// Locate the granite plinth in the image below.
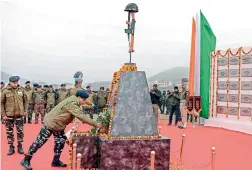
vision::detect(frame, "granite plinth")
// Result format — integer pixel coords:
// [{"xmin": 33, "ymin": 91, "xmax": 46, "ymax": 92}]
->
[
  {"xmin": 70, "ymin": 135, "xmax": 170, "ymax": 170},
  {"xmin": 110, "ymin": 71, "xmax": 158, "ymax": 137},
  {"xmin": 71, "ymin": 135, "xmax": 100, "ymax": 169},
  {"xmin": 99, "ymin": 136, "xmax": 170, "ymax": 170}
]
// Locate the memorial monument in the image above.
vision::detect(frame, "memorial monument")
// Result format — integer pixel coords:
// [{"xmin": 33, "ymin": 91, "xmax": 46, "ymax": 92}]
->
[{"xmin": 69, "ymin": 3, "xmax": 170, "ymax": 170}]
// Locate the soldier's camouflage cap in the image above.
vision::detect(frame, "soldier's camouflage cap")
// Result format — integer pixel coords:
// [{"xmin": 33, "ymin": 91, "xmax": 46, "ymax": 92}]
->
[
  {"xmin": 9, "ymin": 76, "xmax": 20, "ymax": 82},
  {"xmin": 37, "ymin": 85, "xmax": 42, "ymax": 88}
]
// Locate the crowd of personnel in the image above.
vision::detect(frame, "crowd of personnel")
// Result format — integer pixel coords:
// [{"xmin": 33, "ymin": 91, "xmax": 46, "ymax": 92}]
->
[
  {"xmin": 150, "ymin": 83, "xmax": 197, "ymax": 129},
  {"xmin": 1, "ymin": 81, "xmax": 110, "ymax": 125}
]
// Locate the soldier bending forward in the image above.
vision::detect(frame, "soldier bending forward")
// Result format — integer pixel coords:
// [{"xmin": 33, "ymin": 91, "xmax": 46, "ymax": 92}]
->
[
  {"xmin": 20, "ymin": 90, "xmax": 102, "ymax": 170},
  {"xmin": 1, "ymin": 76, "xmax": 28, "ymax": 155}
]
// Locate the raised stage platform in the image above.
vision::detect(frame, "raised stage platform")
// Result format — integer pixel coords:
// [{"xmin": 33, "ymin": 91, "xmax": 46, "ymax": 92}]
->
[{"xmin": 204, "ymin": 115, "xmax": 252, "ymax": 135}]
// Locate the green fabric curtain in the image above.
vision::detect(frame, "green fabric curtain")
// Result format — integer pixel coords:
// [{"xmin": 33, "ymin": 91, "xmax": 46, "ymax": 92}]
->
[{"xmin": 200, "ymin": 11, "xmax": 216, "ymax": 119}]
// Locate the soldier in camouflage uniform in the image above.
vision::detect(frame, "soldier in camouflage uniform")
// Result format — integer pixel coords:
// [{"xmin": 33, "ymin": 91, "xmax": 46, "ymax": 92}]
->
[
  {"xmin": 1, "ymin": 81, "xmax": 5, "ymax": 124},
  {"xmin": 24, "ymin": 81, "xmax": 34, "ymax": 124},
  {"xmin": 33, "ymin": 85, "xmax": 46, "ymax": 124},
  {"xmin": 178, "ymin": 79, "xmax": 189, "ymax": 129},
  {"xmin": 46, "ymin": 85, "xmax": 57, "ymax": 114},
  {"xmin": 1, "ymin": 76, "xmax": 28, "ymax": 155},
  {"xmin": 160, "ymin": 91, "xmax": 167, "ymax": 114},
  {"xmin": 97, "ymin": 87, "xmax": 107, "ymax": 114},
  {"xmin": 83, "ymin": 86, "xmax": 95, "ymax": 119},
  {"xmin": 165, "ymin": 90, "xmax": 171, "ymax": 115},
  {"xmin": 57, "ymin": 84, "xmax": 69, "ymax": 104},
  {"xmin": 167, "ymin": 86, "xmax": 180, "ymax": 126},
  {"xmin": 20, "ymin": 90, "xmax": 102, "ymax": 170}
]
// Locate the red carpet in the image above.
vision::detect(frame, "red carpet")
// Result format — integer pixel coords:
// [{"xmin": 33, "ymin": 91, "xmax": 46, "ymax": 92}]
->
[{"xmin": 1, "ymin": 120, "xmax": 252, "ymax": 170}]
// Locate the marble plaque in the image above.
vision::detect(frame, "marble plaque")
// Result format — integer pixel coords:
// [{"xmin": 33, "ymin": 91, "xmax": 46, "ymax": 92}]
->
[
  {"xmin": 218, "ymin": 81, "xmax": 227, "ymax": 90},
  {"xmin": 230, "ymin": 56, "xmax": 239, "ymax": 65},
  {"xmin": 100, "ymin": 137, "xmax": 170, "ymax": 170},
  {"xmin": 110, "ymin": 71, "xmax": 158, "ymax": 137},
  {"xmin": 229, "ymin": 94, "xmax": 238, "ymax": 103},
  {"xmin": 240, "ymin": 108, "xmax": 252, "ymax": 117},
  {"xmin": 229, "ymin": 81, "xmax": 239, "ymax": 90},
  {"xmin": 228, "ymin": 107, "xmax": 238, "ymax": 115},
  {"xmin": 241, "ymin": 94, "xmax": 252, "ymax": 103},
  {"xmin": 218, "ymin": 93, "xmax": 227, "ymax": 101},
  {"xmin": 229, "ymin": 69, "xmax": 239, "ymax": 77},
  {"xmin": 241, "ymin": 68, "xmax": 252, "ymax": 77},
  {"xmin": 218, "ymin": 69, "xmax": 227, "ymax": 78},
  {"xmin": 217, "ymin": 106, "xmax": 226, "ymax": 114},
  {"xmin": 242, "ymin": 55, "xmax": 252, "ymax": 64},
  {"xmin": 241, "ymin": 81, "xmax": 252, "ymax": 90},
  {"xmin": 218, "ymin": 57, "xmax": 228, "ymax": 66}
]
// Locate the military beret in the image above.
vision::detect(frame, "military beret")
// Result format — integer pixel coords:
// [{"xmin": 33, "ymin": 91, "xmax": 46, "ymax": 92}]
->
[
  {"xmin": 174, "ymin": 86, "xmax": 178, "ymax": 89},
  {"xmin": 37, "ymin": 85, "xmax": 42, "ymax": 88},
  {"xmin": 76, "ymin": 90, "xmax": 89, "ymax": 99},
  {"xmin": 49, "ymin": 85, "xmax": 53, "ymax": 88},
  {"xmin": 25, "ymin": 81, "xmax": 30, "ymax": 84},
  {"xmin": 9, "ymin": 76, "xmax": 20, "ymax": 82},
  {"xmin": 86, "ymin": 85, "xmax": 91, "ymax": 89},
  {"xmin": 43, "ymin": 85, "xmax": 49, "ymax": 88},
  {"xmin": 33, "ymin": 83, "xmax": 39, "ymax": 87},
  {"xmin": 1, "ymin": 81, "xmax": 4, "ymax": 85},
  {"xmin": 153, "ymin": 84, "xmax": 158, "ymax": 87},
  {"xmin": 61, "ymin": 84, "xmax": 66, "ymax": 87}
]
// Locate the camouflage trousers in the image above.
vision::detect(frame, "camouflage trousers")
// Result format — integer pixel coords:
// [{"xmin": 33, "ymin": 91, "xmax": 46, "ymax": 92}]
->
[
  {"xmin": 46, "ymin": 104, "xmax": 54, "ymax": 114},
  {"xmin": 24, "ymin": 104, "xmax": 34, "ymax": 123},
  {"xmin": 34, "ymin": 104, "xmax": 45, "ymax": 123},
  {"xmin": 26, "ymin": 126, "xmax": 66, "ymax": 157},
  {"xmin": 5, "ymin": 116, "xmax": 24, "ymax": 144}
]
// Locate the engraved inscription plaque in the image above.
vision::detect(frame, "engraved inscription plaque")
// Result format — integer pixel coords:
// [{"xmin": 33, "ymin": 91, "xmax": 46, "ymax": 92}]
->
[
  {"xmin": 241, "ymin": 68, "xmax": 252, "ymax": 77},
  {"xmin": 218, "ymin": 69, "xmax": 227, "ymax": 78},
  {"xmin": 218, "ymin": 93, "xmax": 227, "ymax": 101},
  {"xmin": 217, "ymin": 106, "xmax": 226, "ymax": 114},
  {"xmin": 242, "ymin": 55, "xmax": 252, "ymax": 64},
  {"xmin": 240, "ymin": 108, "xmax": 252, "ymax": 117},
  {"xmin": 229, "ymin": 94, "xmax": 238, "ymax": 102},
  {"xmin": 230, "ymin": 56, "xmax": 239, "ymax": 65},
  {"xmin": 229, "ymin": 81, "xmax": 239, "ymax": 90},
  {"xmin": 229, "ymin": 69, "xmax": 239, "ymax": 77},
  {"xmin": 228, "ymin": 107, "xmax": 238, "ymax": 115},
  {"xmin": 241, "ymin": 94, "xmax": 252, "ymax": 103},
  {"xmin": 218, "ymin": 57, "xmax": 228, "ymax": 66},
  {"xmin": 218, "ymin": 81, "xmax": 227, "ymax": 90},
  {"xmin": 241, "ymin": 81, "xmax": 252, "ymax": 90}
]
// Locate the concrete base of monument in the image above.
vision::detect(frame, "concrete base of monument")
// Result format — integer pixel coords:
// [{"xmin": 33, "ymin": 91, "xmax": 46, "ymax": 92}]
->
[
  {"xmin": 204, "ymin": 115, "xmax": 252, "ymax": 135},
  {"xmin": 70, "ymin": 135, "xmax": 170, "ymax": 170}
]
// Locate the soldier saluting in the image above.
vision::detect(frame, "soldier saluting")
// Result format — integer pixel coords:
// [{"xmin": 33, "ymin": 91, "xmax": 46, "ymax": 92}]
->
[
  {"xmin": 1, "ymin": 76, "xmax": 28, "ymax": 155},
  {"xmin": 20, "ymin": 90, "xmax": 102, "ymax": 170}
]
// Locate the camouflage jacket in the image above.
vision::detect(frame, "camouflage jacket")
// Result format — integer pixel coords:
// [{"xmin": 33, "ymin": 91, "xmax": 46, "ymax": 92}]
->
[
  {"xmin": 167, "ymin": 92, "xmax": 180, "ymax": 106},
  {"xmin": 44, "ymin": 95, "xmax": 97, "ymax": 131},
  {"xmin": 180, "ymin": 89, "xmax": 189, "ymax": 104},
  {"xmin": 57, "ymin": 89, "xmax": 69, "ymax": 104},
  {"xmin": 25, "ymin": 87, "xmax": 34, "ymax": 104},
  {"xmin": 97, "ymin": 91, "xmax": 107, "ymax": 107},
  {"xmin": 46, "ymin": 91, "xmax": 56, "ymax": 106},
  {"xmin": 32, "ymin": 91, "xmax": 46, "ymax": 105},
  {"xmin": 1, "ymin": 84, "xmax": 28, "ymax": 117},
  {"xmin": 69, "ymin": 87, "xmax": 84, "ymax": 96}
]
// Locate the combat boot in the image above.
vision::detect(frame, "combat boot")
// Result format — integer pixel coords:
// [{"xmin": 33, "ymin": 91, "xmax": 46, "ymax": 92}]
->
[
  {"xmin": 51, "ymin": 155, "xmax": 67, "ymax": 167},
  {"xmin": 18, "ymin": 142, "xmax": 24, "ymax": 154},
  {"xmin": 7, "ymin": 144, "xmax": 15, "ymax": 155},
  {"xmin": 20, "ymin": 154, "xmax": 33, "ymax": 170}
]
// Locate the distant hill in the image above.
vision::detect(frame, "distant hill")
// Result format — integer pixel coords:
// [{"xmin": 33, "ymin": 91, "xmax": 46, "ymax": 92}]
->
[
  {"xmin": 88, "ymin": 81, "xmax": 110, "ymax": 91},
  {"xmin": 148, "ymin": 67, "xmax": 189, "ymax": 83}
]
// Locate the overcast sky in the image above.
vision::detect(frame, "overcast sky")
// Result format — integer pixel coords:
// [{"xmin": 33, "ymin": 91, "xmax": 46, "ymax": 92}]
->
[{"xmin": 0, "ymin": 0, "xmax": 251, "ymax": 84}]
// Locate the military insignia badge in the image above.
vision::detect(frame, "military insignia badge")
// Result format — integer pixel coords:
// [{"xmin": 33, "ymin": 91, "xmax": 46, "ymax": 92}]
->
[{"xmin": 17, "ymin": 91, "xmax": 23, "ymax": 96}]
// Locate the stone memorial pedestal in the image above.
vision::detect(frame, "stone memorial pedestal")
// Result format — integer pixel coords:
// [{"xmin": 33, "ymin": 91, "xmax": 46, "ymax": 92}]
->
[{"xmin": 70, "ymin": 134, "xmax": 170, "ymax": 170}]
